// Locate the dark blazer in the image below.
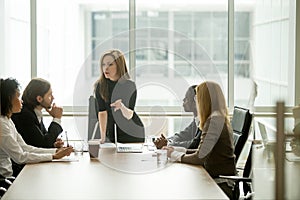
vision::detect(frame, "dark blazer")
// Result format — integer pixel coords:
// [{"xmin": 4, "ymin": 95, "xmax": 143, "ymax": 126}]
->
[
  {"xmin": 11, "ymin": 104, "xmax": 63, "ymax": 148},
  {"xmin": 187, "ymin": 128, "xmax": 202, "ymax": 149}
]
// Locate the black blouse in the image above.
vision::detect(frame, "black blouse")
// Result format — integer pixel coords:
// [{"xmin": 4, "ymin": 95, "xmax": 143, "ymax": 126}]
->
[{"xmin": 95, "ymin": 79, "xmax": 145, "ymax": 143}]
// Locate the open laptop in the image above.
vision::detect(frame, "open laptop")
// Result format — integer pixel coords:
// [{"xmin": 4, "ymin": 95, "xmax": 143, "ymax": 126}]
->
[
  {"xmin": 114, "ymin": 124, "xmax": 143, "ymax": 153},
  {"xmin": 257, "ymin": 121, "xmax": 275, "ymax": 146},
  {"xmin": 257, "ymin": 121, "xmax": 292, "ymax": 152},
  {"xmin": 258, "ymin": 121, "xmax": 300, "ymax": 162}
]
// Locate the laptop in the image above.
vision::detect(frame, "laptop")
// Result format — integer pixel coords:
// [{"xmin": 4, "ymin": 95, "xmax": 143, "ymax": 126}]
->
[
  {"xmin": 114, "ymin": 124, "xmax": 143, "ymax": 153},
  {"xmin": 257, "ymin": 121, "xmax": 275, "ymax": 146},
  {"xmin": 257, "ymin": 121, "xmax": 292, "ymax": 152}
]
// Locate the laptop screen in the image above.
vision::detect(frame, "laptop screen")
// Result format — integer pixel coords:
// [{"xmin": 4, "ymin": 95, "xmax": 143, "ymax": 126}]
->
[
  {"xmin": 114, "ymin": 123, "xmax": 118, "ymax": 147},
  {"xmin": 113, "ymin": 123, "xmax": 143, "ymax": 153},
  {"xmin": 257, "ymin": 121, "xmax": 268, "ymax": 144}
]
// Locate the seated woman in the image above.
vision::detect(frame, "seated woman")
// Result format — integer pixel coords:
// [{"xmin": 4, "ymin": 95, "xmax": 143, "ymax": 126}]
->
[
  {"xmin": 0, "ymin": 78, "xmax": 73, "ymax": 178},
  {"xmin": 163, "ymin": 81, "xmax": 236, "ymax": 199}
]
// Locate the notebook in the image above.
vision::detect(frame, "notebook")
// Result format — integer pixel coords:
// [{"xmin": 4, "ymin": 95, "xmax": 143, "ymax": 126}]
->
[{"xmin": 114, "ymin": 124, "xmax": 143, "ymax": 153}]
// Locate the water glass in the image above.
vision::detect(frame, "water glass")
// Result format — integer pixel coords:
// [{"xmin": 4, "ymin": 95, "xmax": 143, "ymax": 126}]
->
[
  {"xmin": 73, "ymin": 141, "xmax": 84, "ymax": 156},
  {"xmin": 156, "ymin": 149, "xmax": 168, "ymax": 166}
]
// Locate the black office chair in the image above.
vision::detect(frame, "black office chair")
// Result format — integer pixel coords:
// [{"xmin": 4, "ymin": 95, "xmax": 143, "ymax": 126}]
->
[
  {"xmin": 88, "ymin": 95, "xmax": 100, "ymax": 140},
  {"xmin": 0, "ymin": 175, "xmax": 15, "ymax": 198},
  {"xmin": 231, "ymin": 106, "xmax": 253, "ymax": 162},
  {"xmin": 0, "ymin": 187, "xmax": 7, "ymax": 199},
  {"xmin": 220, "ymin": 141, "xmax": 254, "ymax": 200}
]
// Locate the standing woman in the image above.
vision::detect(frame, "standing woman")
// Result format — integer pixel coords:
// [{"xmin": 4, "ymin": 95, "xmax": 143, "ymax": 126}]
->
[
  {"xmin": 164, "ymin": 81, "xmax": 236, "ymax": 199},
  {"xmin": 94, "ymin": 49, "xmax": 145, "ymax": 144},
  {"xmin": 0, "ymin": 78, "xmax": 73, "ymax": 178}
]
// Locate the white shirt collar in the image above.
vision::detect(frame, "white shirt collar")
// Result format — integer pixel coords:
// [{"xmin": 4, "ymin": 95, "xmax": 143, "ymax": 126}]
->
[{"xmin": 34, "ymin": 108, "xmax": 43, "ymax": 123}]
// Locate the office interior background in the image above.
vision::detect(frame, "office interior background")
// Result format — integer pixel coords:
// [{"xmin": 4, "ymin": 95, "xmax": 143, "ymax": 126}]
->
[{"xmin": 0, "ymin": 0, "xmax": 299, "ymax": 141}]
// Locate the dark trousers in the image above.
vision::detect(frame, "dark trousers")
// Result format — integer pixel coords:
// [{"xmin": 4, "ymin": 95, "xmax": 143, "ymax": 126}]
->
[
  {"xmin": 218, "ymin": 182, "xmax": 240, "ymax": 200},
  {"xmin": 11, "ymin": 159, "xmax": 25, "ymax": 177}
]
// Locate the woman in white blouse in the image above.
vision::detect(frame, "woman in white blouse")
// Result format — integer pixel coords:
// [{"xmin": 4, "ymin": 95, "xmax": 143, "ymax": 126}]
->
[{"xmin": 0, "ymin": 78, "xmax": 73, "ymax": 177}]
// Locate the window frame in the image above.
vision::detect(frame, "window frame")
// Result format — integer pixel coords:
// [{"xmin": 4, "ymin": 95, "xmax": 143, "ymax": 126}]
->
[{"xmin": 27, "ymin": 0, "xmax": 299, "ymax": 115}]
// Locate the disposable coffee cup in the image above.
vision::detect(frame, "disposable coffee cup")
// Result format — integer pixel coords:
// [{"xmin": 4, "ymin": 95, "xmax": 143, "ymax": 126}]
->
[{"xmin": 88, "ymin": 140, "xmax": 100, "ymax": 159}]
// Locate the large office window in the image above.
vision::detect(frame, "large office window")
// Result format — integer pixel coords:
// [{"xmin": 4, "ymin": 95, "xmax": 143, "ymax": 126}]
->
[
  {"xmin": 91, "ymin": 11, "xmax": 129, "ymax": 77},
  {"xmin": 134, "ymin": 1, "xmax": 229, "ymax": 132},
  {"xmin": 1, "ymin": 0, "xmax": 297, "ymax": 138},
  {"xmin": 1, "ymin": 0, "xmax": 296, "ymax": 109},
  {"xmin": 87, "ymin": 1, "xmax": 230, "ymax": 107},
  {"xmin": 36, "ymin": 0, "xmax": 86, "ymax": 106},
  {"xmin": 135, "ymin": 1, "xmax": 229, "ymax": 107},
  {"xmin": 0, "ymin": 0, "xmax": 31, "ymax": 87}
]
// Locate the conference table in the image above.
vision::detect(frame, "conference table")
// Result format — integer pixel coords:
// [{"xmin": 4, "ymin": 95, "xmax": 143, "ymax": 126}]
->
[
  {"xmin": 253, "ymin": 144, "xmax": 300, "ymax": 199},
  {"xmin": 2, "ymin": 147, "xmax": 228, "ymax": 200}
]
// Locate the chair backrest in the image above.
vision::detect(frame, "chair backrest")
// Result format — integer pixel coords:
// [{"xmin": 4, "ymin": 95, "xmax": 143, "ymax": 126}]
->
[
  {"xmin": 231, "ymin": 106, "xmax": 253, "ymax": 161},
  {"xmin": 88, "ymin": 95, "xmax": 100, "ymax": 140}
]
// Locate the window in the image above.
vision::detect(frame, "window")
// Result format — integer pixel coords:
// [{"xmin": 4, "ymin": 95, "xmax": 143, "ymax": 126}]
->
[
  {"xmin": 0, "ymin": 0, "xmax": 31, "ymax": 87},
  {"xmin": 135, "ymin": 1, "xmax": 228, "ymax": 107},
  {"xmin": 1, "ymin": 0, "xmax": 297, "ymax": 139},
  {"xmin": 36, "ymin": 0, "xmax": 88, "ymax": 106},
  {"xmin": 91, "ymin": 11, "xmax": 129, "ymax": 77}
]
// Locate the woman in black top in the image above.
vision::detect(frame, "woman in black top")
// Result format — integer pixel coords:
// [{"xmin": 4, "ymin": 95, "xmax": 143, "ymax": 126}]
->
[{"xmin": 94, "ymin": 49, "xmax": 145, "ymax": 143}]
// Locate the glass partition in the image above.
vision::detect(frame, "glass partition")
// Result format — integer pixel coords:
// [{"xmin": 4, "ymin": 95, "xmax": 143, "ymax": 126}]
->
[{"xmin": 235, "ymin": 0, "xmax": 295, "ymax": 109}]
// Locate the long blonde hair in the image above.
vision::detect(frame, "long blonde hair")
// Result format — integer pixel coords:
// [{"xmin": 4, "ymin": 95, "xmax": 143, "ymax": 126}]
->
[
  {"xmin": 95, "ymin": 49, "xmax": 130, "ymax": 102},
  {"xmin": 195, "ymin": 81, "xmax": 229, "ymax": 129}
]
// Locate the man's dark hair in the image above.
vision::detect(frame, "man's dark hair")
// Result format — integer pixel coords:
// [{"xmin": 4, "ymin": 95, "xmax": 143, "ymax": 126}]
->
[
  {"xmin": 0, "ymin": 78, "xmax": 20, "ymax": 117},
  {"xmin": 22, "ymin": 78, "xmax": 51, "ymax": 110},
  {"xmin": 191, "ymin": 85, "xmax": 197, "ymax": 95}
]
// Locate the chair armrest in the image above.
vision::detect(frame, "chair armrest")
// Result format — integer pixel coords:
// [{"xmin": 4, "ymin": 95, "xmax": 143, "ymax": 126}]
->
[
  {"xmin": 0, "ymin": 186, "xmax": 7, "ymax": 197},
  {"xmin": 219, "ymin": 175, "xmax": 252, "ymax": 183},
  {"xmin": 5, "ymin": 176, "xmax": 15, "ymax": 183},
  {"xmin": 4, "ymin": 179, "xmax": 13, "ymax": 185},
  {"xmin": 0, "ymin": 176, "xmax": 15, "ymax": 190}
]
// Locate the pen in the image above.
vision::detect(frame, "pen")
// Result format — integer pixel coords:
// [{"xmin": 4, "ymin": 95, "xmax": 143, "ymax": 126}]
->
[{"xmin": 65, "ymin": 131, "xmax": 69, "ymax": 147}]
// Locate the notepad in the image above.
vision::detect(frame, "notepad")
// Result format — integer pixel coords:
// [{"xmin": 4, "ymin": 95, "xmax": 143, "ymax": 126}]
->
[
  {"xmin": 286, "ymin": 152, "xmax": 300, "ymax": 162},
  {"xmin": 100, "ymin": 142, "xmax": 116, "ymax": 148},
  {"xmin": 52, "ymin": 157, "xmax": 79, "ymax": 162}
]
